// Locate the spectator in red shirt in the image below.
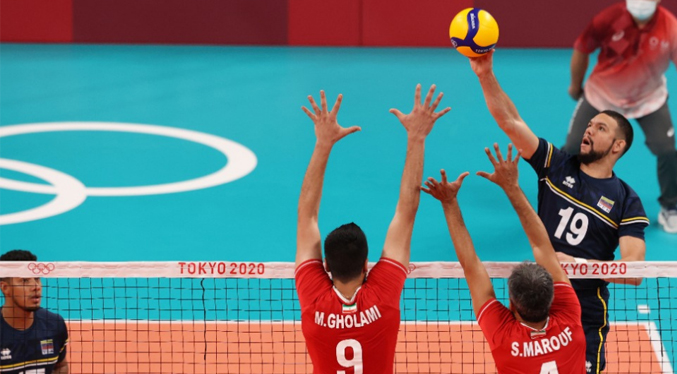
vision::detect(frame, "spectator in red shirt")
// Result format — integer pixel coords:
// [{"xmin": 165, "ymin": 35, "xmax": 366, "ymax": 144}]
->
[
  {"xmin": 564, "ymin": 0, "xmax": 677, "ymax": 233},
  {"xmin": 295, "ymin": 85, "xmax": 450, "ymax": 373}
]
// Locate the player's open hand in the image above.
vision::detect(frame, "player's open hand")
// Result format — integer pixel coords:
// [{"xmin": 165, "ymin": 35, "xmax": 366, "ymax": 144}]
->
[
  {"xmin": 302, "ymin": 91, "xmax": 361, "ymax": 146},
  {"xmin": 469, "ymin": 50, "xmax": 494, "ymax": 78},
  {"xmin": 390, "ymin": 84, "xmax": 451, "ymax": 141},
  {"xmin": 421, "ymin": 170, "xmax": 470, "ymax": 204},
  {"xmin": 476, "ymin": 143, "xmax": 521, "ymax": 189}
]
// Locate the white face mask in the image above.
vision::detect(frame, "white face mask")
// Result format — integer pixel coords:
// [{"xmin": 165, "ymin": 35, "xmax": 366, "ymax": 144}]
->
[{"xmin": 626, "ymin": 0, "xmax": 658, "ymax": 21}]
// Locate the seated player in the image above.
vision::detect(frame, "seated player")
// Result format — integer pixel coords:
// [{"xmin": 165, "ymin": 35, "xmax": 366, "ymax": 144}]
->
[
  {"xmin": 0, "ymin": 249, "xmax": 69, "ymax": 374},
  {"xmin": 422, "ymin": 144, "xmax": 586, "ymax": 373},
  {"xmin": 295, "ymin": 85, "xmax": 450, "ymax": 373}
]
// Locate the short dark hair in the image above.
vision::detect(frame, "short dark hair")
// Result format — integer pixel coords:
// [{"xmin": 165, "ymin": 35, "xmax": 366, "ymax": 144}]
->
[
  {"xmin": 324, "ymin": 223, "xmax": 368, "ymax": 283},
  {"xmin": 0, "ymin": 250, "xmax": 37, "ymax": 282},
  {"xmin": 508, "ymin": 262, "xmax": 554, "ymax": 323},
  {"xmin": 601, "ymin": 110, "xmax": 633, "ymax": 156},
  {"xmin": 0, "ymin": 249, "xmax": 37, "ymax": 262}
]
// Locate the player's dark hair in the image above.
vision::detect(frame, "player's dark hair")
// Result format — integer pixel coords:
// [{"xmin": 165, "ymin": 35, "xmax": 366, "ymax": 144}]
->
[
  {"xmin": 324, "ymin": 222, "xmax": 368, "ymax": 283},
  {"xmin": 0, "ymin": 250, "xmax": 37, "ymax": 282},
  {"xmin": 508, "ymin": 262, "xmax": 554, "ymax": 323},
  {"xmin": 0, "ymin": 249, "xmax": 37, "ymax": 262},
  {"xmin": 601, "ymin": 110, "xmax": 633, "ymax": 156}
]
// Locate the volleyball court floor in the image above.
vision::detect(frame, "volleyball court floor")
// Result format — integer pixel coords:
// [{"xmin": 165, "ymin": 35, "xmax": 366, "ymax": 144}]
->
[{"xmin": 1, "ymin": 44, "xmax": 676, "ymax": 372}]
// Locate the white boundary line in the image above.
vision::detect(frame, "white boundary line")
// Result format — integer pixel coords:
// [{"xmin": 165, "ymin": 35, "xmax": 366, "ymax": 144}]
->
[{"xmin": 645, "ymin": 321, "xmax": 675, "ymax": 374}]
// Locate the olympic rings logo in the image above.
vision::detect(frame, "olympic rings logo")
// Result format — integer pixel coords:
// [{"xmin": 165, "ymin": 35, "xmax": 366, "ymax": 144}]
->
[
  {"xmin": 0, "ymin": 122, "xmax": 257, "ymax": 225},
  {"xmin": 28, "ymin": 262, "xmax": 55, "ymax": 275}
]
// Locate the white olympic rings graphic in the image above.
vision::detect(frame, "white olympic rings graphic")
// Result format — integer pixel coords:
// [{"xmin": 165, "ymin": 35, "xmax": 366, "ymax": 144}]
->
[
  {"xmin": 28, "ymin": 262, "xmax": 55, "ymax": 275},
  {"xmin": 0, "ymin": 122, "xmax": 258, "ymax": 225}
]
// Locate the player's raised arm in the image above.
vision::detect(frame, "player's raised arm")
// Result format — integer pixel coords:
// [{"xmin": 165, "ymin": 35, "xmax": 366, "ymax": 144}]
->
[
  {"xmin": 422, "ymin": 170, "xmax": 495, "ymax": 315},
  {"xmin": 382, "ymin": 84, "xmax": 451, "ymax": 268},
  {"xmin": 296, "ymin": 91, "xmax": 361, "ymax": 266},
  {"xmin": 469, "ymin": 51, "xmax": 539, "ymax": 159},
  {"xmin": 477, "ymin": 144, "xmax": 569, "ymax": 284}
]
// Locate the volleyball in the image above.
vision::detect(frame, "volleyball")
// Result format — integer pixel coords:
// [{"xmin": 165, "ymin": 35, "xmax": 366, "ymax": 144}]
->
[{"xmin": 449, "ymin": 8, "xmax": 499, "ymax": 58}]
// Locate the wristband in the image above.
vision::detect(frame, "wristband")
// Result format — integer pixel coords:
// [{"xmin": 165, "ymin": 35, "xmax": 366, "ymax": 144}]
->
[{"xmin": 574, "ymin": 257, "xmax": 588, "ymax": 264}]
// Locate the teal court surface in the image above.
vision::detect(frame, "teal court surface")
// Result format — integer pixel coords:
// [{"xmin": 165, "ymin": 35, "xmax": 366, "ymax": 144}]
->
[{"xmin": 1, "ymin": 44, "xmax": 677, "ymax": 373}]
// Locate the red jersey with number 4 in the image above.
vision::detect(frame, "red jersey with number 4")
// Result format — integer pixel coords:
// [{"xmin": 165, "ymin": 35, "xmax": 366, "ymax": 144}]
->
[
  {"xmin": 477, "ymin": 282, "xmax": 586, "ymax": 374},
  {"xmin": 295, "ymin": 258, "xmax": 408, "ymax": 374}
]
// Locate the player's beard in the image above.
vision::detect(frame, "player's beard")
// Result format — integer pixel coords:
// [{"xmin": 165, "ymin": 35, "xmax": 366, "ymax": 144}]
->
[
  {"xmin": 13, "ymin": 295, "xmax": 40, "ymax": 312},
  {"xmin": 577, "ymin": 140, "xmax": 614, "ymax": 165}
]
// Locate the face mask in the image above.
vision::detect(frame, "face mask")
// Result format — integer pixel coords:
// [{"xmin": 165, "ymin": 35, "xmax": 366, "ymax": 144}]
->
[{"xmin": 626, "ymin": 0, "xmax": 658, "ymax": 21}]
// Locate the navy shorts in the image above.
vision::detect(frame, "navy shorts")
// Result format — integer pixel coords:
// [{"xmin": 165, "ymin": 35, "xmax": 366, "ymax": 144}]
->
[{"xmin": 575, "ymin": 286, "xmax": 610, "ymax": 373}]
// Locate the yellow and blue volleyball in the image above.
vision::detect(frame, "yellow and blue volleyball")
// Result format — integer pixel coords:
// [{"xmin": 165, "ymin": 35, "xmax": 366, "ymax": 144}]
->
[{"xmin": 449, "ymin": 8, "xmax": 499, "ymax": 58}]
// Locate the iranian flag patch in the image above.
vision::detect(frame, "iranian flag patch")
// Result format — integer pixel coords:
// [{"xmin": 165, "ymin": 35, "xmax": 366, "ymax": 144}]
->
[{"xmin": 342, "ymin": 304, "xmax": 357, "ymax": 314}]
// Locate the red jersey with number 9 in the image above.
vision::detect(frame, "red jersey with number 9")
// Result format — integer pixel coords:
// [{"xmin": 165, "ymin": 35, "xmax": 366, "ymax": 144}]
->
[
  {"xmin": 295, "ymin": 258, "xmax": 408, "ymax": 374},
  {"xmin": 477, "ymin": 282, "xmax": 587, "ymax": 373}
]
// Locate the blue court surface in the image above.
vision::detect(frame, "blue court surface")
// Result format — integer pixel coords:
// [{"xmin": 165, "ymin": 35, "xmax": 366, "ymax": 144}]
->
[
  {"xmin": 2, "ymin": 44, "xmax": 677, "ymax": 372},
  {"xmin": 1, "ymin": 44, "xmax": 675, "ymax": 262}
]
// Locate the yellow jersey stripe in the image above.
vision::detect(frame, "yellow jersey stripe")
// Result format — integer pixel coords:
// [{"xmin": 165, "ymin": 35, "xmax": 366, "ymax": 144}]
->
[
  {"xmin": 596, "ymin": 287, "xmax": 608, "ymax": 374},
  {"xmin": 0, "ymin": 356, "xmax": 58, "ymax": 370},
  {"xmin": 621, "ymin": 216, "xmax": 650, "ymax": 224},
  {"xmin": 545, "ymin": 142, "xmax": 554, "ymax": 168},
  {"xmin": 545, "ymin": 178, "xmax": 619, "ymax": 228}
]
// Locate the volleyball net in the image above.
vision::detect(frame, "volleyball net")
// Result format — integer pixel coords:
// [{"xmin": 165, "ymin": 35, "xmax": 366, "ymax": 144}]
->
[{"xmin": 0, "ymin": 261, "xmax": 675, "ymax": 373}]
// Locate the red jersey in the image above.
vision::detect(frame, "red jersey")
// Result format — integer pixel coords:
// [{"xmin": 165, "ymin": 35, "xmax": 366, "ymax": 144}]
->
[
  {"xmin": 295, "ymin": 258, "xmax": 408, "ymax": 374},
  {"xmin": 575, "ymin": 3, "xmax": 677, "ymax": 118},
  {"xmin": 477, "ymin": 282, "xmax": 586, "ymax": 374}
]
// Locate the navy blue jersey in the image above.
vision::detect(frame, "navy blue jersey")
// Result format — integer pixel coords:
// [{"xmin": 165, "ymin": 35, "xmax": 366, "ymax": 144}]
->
[
  {"xmin": 526, "ymin": 139, "xmax": 649, "ymax": 288},
  {"xmin": 0, "ymin": 308, "xmax": 68, "ymax": 374}
]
